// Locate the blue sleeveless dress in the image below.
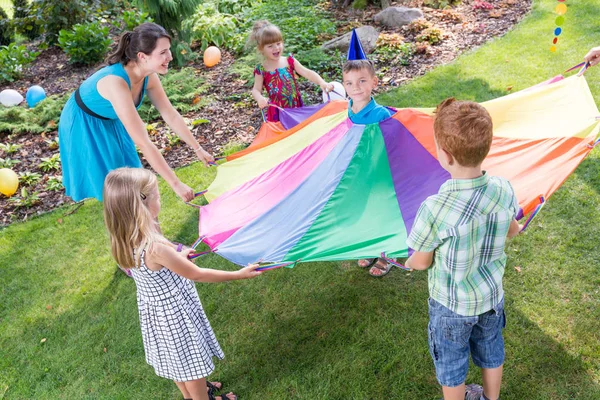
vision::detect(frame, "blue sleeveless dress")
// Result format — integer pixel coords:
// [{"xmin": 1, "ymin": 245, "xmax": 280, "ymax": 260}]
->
[{"xmin": 58, "ymin": 63, "xmax": 148, "ymax": 201}]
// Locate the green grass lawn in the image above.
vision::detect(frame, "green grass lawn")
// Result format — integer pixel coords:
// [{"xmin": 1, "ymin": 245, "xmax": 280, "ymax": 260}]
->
[{"xmin": 2, "ymin": 0, "xmax": 600, "ymax": 399}]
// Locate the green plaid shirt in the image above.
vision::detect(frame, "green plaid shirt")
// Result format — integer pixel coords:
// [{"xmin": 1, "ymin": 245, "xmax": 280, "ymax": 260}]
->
[{"xmin": 406, "ymin": 172, "xmax": 519, "ymax": 316}]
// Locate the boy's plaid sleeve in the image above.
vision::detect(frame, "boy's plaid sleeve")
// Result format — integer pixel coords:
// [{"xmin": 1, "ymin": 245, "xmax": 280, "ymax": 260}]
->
[
  {"xmin": 406, "ymin": 202, "xmax": 442, "ymax": 252},
  {"xmin": 506, "ymin": 180, "xmax": 520, "ymax": 219}
]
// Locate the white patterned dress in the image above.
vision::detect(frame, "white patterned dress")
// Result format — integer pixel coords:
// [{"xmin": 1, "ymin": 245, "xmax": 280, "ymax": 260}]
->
[{"xmin": 130, "ymin": 251, "xmax": 224, "ymax": 381}]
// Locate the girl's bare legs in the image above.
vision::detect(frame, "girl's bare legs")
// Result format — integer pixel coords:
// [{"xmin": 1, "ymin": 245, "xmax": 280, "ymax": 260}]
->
[
  {"xmin": 179, "ymin": 378, "xmax": 209, "ymax": 400},
  {"xmin": 176, "ymin": 378, "xmax": 236, "ymax": 400},
  {"xmin": 175, "ymin": 380, "xmax": 193, "ymax": 399}
]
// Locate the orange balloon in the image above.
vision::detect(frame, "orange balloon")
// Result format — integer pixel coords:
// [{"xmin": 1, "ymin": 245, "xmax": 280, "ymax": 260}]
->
[
  {"xmin": 0, "ymin": 168, "xmax": 19, "ymax": 197},
  {"xmin": 203, "ymin": 46, "xmax": 221, "ymax": 68}
]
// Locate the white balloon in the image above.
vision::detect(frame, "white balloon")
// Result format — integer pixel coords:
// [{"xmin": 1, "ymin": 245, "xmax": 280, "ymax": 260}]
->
[
  {"xmin": 0, "ymin": 89, "xmax": 24, "ymax": 107},
  {"xmin": 322, "ymin": 81, "xmax": 346, "ymax": 103}
]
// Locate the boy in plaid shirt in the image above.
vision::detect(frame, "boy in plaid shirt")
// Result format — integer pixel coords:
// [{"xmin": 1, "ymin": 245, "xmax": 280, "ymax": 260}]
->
[{"xmin": 405, "ymin": 98, "xmax": 521, "ymax": 400}]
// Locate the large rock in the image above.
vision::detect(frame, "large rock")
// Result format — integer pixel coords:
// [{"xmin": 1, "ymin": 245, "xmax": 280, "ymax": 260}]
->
[
  {"xmin": 374, "ymin": 7, "xmax": 423, "ymax": 28},
  {"xmin": 321, "ymin": 26, "xmax": 379, "ymax": 54}
]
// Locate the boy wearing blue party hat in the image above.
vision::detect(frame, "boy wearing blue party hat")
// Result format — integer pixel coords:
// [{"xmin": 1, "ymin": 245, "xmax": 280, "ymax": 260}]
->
[
  {"xmin": 346, "ymin": 29, "xmax": 396, "ymax": 276},
  {"xmin": 344, "ymin": 29, "xmax": 393, "ymax": 125}
]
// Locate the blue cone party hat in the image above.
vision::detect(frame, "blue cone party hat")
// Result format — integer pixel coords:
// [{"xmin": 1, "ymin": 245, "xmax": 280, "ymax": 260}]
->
[{"xmin": 347, "ymin": 29, "xmax": 367, "ymax": 61}]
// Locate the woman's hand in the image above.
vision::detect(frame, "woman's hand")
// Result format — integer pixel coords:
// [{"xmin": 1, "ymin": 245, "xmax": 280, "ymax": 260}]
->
[
  {"xmin": 584, "ymin": 46, "xmax": 600, "ymax": 67},
  {"xmin": 194, "ymin": 146, "xmax": 214, "ymax": 167},
  {"xmin": 172, "ymin": 180, "xmax": 194, "ymax": 202}
]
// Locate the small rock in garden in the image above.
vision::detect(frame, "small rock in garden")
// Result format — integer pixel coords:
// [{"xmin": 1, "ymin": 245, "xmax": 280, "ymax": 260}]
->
[
  {"xmin": 374, "ymin": 7, "xmax": 424, "ymax": 28},
  {"xmin": 321, "ymin": 26, "xmax": 380, "ymax": 54}
]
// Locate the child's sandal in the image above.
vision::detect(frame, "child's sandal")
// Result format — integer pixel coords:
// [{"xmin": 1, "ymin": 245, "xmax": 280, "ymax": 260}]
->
[{"xmin": 357, "ymin": 258, "xmax": 377, "ymax": 268}]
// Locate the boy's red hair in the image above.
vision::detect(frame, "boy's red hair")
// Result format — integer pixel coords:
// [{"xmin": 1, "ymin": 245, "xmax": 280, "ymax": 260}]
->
[{"xmin": 434, "ymin": 98, "xmax": 493, "ymax": 167}]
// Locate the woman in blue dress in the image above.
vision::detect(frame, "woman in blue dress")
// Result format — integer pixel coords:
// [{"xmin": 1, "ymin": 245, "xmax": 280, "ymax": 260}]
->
[{"xmin": 59, "ymin": 23, "xmax": 213, "ymax": 202}]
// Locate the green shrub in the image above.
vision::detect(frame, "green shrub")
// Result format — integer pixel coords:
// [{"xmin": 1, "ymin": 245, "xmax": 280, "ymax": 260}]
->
[
  {"xmin": 352, "ymin": 0, "xmax": 367, "ymax": 10},
  {"xmin": 423, "ymin": 0, "xmax": 461, "ymax": 9},
  {"xmin": 295, "ymin": 47, "xmax": 342, "ymax": 80},
  {"xmin": 11, "ymin": 0, "xmax": 28, "ymax": 19},
  {"xmin": 374, "ymin": 33, "xmax": 416, "ymax": 66},
  {"xmin": 185, "ymin": 3, "xmax": 240, "ymax": 50},
  {"xmin": 0, "ymin": 43, "xmax": 39, "ymax": 82},
  {"xmin": 113, "ymin": 9, "xmax": 153, "ymax": 31},
  {"xmin": 0, "ymin": 6, "xmax": 13, "ymax": 46},
  {"xmin": 138, "ymin": 68, "xmax": 208, "ymax": 121},
  {"xmin": 228, "ymin": 52, "xmax": 259, "ymax": 84},
  {"xmin": 58, "ymin": 22, "xmax": 111, "ymax": 65},
  {"xmin": 138, "ymin": 0, "xmax": 202, "ymax": 66},
  {"xmin": 0, "ymin": 94, "xmax": 67, "ymax": 135},
  {"xmin": 30, "ymin": 0, "xmax": 89, "ymax": 44},
  {"xmin": 10, "ymin": 0, "xmax": 41, "ymax": 41},
  {"xmin": 238, "ymin": 0, "xmax": 336, "ymax": 55},
  {"xmin": 216, "ymin": 0, "xmax": 259, "ymax": 15}
]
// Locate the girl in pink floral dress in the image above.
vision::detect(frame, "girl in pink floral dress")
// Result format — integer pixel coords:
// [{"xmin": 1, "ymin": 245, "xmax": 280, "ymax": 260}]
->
[{"xmin": 250, "ymin": 20, "xmax": 333, "ymax": 122}]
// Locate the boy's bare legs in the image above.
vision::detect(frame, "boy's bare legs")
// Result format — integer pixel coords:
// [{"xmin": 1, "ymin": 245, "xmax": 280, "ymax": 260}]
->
[
  {"xmin": 442, "ymin": 383, "xmax": 465, "ymax": 400},
  {"xmin": 482, "ymin": 365, "xmax": 503, "ymax": 399}
]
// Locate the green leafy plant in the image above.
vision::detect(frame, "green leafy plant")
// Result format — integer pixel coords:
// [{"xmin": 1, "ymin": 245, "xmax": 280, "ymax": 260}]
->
[
  {"xmin": 423, "ymin": 0, "xmax": 461, "ymax": 9},
  {"xmin": 375, "ymin": 34, "xmax": 416, "ymax": 66},
  {"xmin": 296, "ymin": 47, "xmax": 342, "ymax": 81},
  {"xmin": 0, "ymin": 157, "xmax": 20, "ymax": 168},
  {"xmin": 38, "ymin": 154, "xmax": 61, "ymax": 172},
  {"xmin": 12, "ymin": 0, "xmax": 29, "ymax": 19},
  {"xmin": 416, "ymin": 27, "xmax": 444, "ymax": 45},
  {"xmin": 10, "ymin": 0, "xmax": 42, "ymax": 40},
  {"xmin": 165, "ymin": 130, "xmax": 181, "ymax": 146},
  {"xmin": 0, "ymin": 142, "xmax": 22, "ymax": 154},
  {"xmin": 238, "ymin": 0, "xmax": 336, "ymax": 55},
  {"xmin": 216, "ymin": 0, "xmax": 259, "ymax": 15},
  {"xmin": 44, "ymin": 137, "xmax": 59, "ymax": 150},
  {"xmin": 46, "ymin": 175, "xmax": 64, "ymax": 191},
  {"xmin": 29, "ymin": 0, "xmax": 89, "ymax": 44},
  {"xmin": 185, "ymin": 3, "xmax": 239, "ymax": 50},
  {"xmin": 407, "ymin": 18, "xmax": 432, "ymax": 34},
  {"xmin": 18, "ymin": 171, "xmax": 42, "ymax": 186},
  {"xmin": 58, "ymin": 22, "xmax": 112, "ymax": 65},
  {"xmin": 0, "ymin": 43, "xmax": 40, "ymax": 82},
  {"xmin": 352, "ymin": 0, "xmax": 367, "ymax": 10},
  {"xmin": 113, "ymin": 9, "xmax": 153, "ymax": 31},
  {"xmin": 9, "ymin": 187, "xmax": 40, "ymax": 208},
  {"xmin": 0, "ymin": 6, "xmax": 13, "ymax": 46}
]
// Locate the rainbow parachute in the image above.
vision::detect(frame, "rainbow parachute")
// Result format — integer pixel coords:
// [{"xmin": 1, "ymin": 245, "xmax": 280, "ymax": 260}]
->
[{"xmin": 195, "ymin": 75, "xmax": 599, "ymax": 266}]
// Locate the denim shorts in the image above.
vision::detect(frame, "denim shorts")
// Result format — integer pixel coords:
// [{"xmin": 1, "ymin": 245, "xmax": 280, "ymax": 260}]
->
[{"xmin": 427, "ymin": 297, "xmax": 506, "ymax": 387}]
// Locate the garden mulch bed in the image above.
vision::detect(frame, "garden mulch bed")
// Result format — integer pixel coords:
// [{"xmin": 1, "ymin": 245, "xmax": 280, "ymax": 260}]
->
[{"xmin": 0, "ymin": 0, "xmax": 531, "ymax": 226}]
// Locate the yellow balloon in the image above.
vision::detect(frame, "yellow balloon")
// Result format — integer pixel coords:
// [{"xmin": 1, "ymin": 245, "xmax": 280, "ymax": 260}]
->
[
  {"xmin": 0, "ymin": 168, "xmax": 19, "ymax": 196},
  {"xmin": 555, "ymin": 3, "xmax": 567, "ymax": 16},
  {"xmin": 203, "ymin": 46, "xmax": 221, "ymax": 68}
]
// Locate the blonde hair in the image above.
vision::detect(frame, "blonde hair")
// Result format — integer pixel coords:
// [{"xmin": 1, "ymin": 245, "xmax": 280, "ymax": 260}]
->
[
  {"xmin": 103, "ymin": 168, "xmax": 168, "ymax": 269},
  {"xmin": 249, "ymin": 20, "xmax": 283, "ymax": 50},
  {"xmin": 433, "ymin": 98, "xmax": 493, "ymax": 167}
]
